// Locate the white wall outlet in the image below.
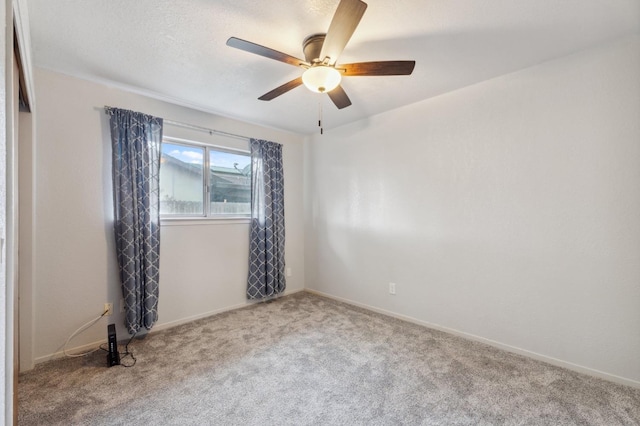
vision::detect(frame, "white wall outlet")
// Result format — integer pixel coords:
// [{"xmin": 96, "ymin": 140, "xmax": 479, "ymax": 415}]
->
[
  {"xmin": 389, "ymin": 282, "xmax": 396, "ymax": 295},
  {"xmin": 286, "ymin": 267, "xmax": 292, "ymax": 277},
  {"xmin": 104, "ymin": 303, "xmax": 113, "ymax": 316}
]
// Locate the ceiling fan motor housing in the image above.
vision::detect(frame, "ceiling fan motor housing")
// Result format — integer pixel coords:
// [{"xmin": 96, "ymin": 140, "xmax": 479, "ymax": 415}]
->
[{"xmin": 303, "ymin": 34, "xmax": 327, "ymax": 64}]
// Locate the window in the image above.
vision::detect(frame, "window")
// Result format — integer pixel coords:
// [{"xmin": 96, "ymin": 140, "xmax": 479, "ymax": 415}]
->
[{"xmin": 160, "ymin": 138, "xmax": 251, "ymax": 218}]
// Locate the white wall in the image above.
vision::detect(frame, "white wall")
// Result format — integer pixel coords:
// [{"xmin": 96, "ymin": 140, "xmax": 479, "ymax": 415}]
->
[
  {"xmin": 30, "ymin": 68, "xmax": 305, "ymax": 363},
  {"xmin": 305, "ymin": 36, "xmax": 640, "ymax": 386}
]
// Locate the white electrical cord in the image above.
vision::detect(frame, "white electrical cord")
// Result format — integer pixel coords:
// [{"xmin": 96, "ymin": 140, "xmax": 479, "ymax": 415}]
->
[{"xmin": 63, "ymin": 309, "xmax": 109, "ymax": 358}]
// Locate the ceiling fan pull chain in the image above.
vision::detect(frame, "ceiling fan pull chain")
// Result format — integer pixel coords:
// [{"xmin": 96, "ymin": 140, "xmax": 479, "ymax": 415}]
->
[{"xmin": 318, "ymin": 100, "xmax": 324, "ymax": 135}]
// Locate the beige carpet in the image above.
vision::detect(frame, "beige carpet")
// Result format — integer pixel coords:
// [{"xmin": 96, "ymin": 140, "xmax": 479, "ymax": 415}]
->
[{"xmin": 19, "ymin": 292, "xmax": 640, "ymax": 425}]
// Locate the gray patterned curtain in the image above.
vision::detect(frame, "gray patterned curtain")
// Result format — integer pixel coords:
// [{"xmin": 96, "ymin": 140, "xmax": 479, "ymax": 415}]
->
[
  {"xmin": 247, "ymin": 139, "xmax": 286, "ymax": 299},
  {"xmin": 108, "ymin": 107, "xmax": 163, "ymax": 334}
]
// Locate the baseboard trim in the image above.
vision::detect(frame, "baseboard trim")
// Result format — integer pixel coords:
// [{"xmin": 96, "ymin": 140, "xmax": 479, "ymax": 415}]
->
[
  {"xmin": 304, "ymin": 289, "xmax": 640, "ymax": 390},
  {"xmin": 150, "ymin": 287, "xmax": 306, "ymax": 333},
  {"xmin": 34, "ymin": 288, "xmax": 305, "ymax": 366}
]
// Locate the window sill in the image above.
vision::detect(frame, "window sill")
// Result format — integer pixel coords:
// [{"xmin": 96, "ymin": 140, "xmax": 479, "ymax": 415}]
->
[{"xmin": 160, "ymin": 217, "xmax": 251, "ymax": 226}]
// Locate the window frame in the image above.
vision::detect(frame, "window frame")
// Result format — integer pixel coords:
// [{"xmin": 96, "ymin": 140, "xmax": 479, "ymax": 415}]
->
[{"xmin": 160, "ymin": 136, "xmax": 252, "ymax": 221}]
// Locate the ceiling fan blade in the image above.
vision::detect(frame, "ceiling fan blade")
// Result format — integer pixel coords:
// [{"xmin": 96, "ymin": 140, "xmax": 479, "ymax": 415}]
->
[
  {"xmin": 227, "ymin": 37, "xmax": 310, "ymax": 67},
  {"xmin": 339, "ymin": 60, "xmax": 416, "ymax": 76},
  {"xmin": 258, "ymin": 77, "xmax": 304, "ymax": 101},
  {"xmin": 319, "ymin": 0, "xmax": 367, "ymax": 65},
  {"xmin": 328, "ymin": 85, "xmax": 352, "ymax": 109}
]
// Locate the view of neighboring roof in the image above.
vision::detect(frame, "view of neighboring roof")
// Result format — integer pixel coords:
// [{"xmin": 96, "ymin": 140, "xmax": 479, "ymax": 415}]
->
[{"xmin": 162, "ymin": 154, "xmax": 251, "ymax": 178}]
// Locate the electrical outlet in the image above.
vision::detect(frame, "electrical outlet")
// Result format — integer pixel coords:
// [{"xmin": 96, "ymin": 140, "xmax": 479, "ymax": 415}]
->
[
  {"xmin": 104, "ymin": 303, "xmax": 113, "ymax": 316},
  {"xmin": 286, "ymin": 267, "xmax": 292, "ymax": 277},
  {"xmin": 389, "ymin": 282, "xmax": 396, "ymax": 295}
]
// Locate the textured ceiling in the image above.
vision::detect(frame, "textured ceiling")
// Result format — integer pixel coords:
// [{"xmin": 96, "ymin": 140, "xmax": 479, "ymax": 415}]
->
[{"xmin": 26, "ymin": 0, "xmax": 640, "ymax": 135}]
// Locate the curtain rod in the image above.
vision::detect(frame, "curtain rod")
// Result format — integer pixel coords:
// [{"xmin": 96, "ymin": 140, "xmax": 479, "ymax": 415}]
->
[{"xmin": 103, "ymin": 105, "xmax": 251, "ymax": 142}]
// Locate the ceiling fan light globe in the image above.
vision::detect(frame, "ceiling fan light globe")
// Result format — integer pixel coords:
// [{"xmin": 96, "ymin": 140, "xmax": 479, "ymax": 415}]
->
[{"xmin": 302, "ymin": 66, "xmax": 342, "ymax": 93}]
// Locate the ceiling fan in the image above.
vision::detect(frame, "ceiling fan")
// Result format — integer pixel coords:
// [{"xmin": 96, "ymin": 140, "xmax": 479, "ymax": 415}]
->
[{"xmin": 226, "ymin": 0, "xmax": 415, "ymax": 109}]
